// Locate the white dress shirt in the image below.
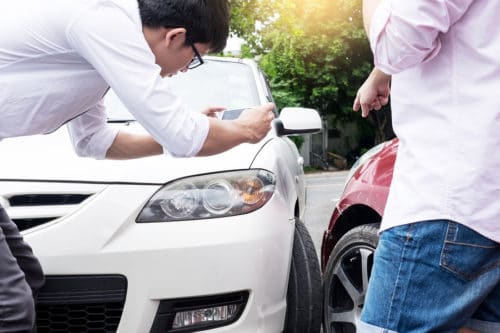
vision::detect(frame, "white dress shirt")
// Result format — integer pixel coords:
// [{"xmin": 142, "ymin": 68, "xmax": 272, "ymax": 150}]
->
[
  {"xmin": 0, "ymin": 0, "xmax": 209, "ymax": 159},
  {"xmin": 370, "ymin": 0, "xmax": 500, "ymax": 242}
]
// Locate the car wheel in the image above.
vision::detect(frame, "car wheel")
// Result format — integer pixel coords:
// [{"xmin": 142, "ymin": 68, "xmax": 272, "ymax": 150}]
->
[
  {"xmin": 284, "ymin": 219, "xmax": 322, "ymax": 333},
  {"xmin": 323, "ymin": 223, "xmax": 380, "ymax": 333}
]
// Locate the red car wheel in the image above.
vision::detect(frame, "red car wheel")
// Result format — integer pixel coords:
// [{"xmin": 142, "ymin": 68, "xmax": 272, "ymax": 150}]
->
[{"xmin": 322, "ymin": 223, "xmax": 379, "ymax": 333}]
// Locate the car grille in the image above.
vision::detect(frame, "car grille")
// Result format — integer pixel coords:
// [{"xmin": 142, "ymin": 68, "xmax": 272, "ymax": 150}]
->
[
  {"xmin": 9, "ymin": 193, "xmax": 92, "ymax": 207},
  {"xmin": 14, "ymin": 217, "xmax": 57, "ymax": 232},
  {"xmin": 9, "ymin": 193, "xmax": 92, "ymax": 231},
  {"xmin": 0, "ymin": 182, "xmax": 106, "ymax": 231},
  {"xmin": 36, "ymin": 275, "xmax": 127, "ymax": 333}
]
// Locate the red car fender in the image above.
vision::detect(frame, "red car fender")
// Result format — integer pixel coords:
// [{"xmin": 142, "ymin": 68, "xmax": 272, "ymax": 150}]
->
[{"xmin": 321, "ymin": 139, "xmax": 398, "ymax": 269}]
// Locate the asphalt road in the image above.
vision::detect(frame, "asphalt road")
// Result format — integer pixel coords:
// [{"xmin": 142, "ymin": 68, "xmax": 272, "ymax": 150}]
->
[{"xmin": 304, "ymin": 171, "xmax": 349, "ymax": 260}]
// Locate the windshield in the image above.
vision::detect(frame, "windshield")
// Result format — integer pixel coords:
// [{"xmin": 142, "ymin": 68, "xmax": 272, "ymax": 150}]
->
[{"xmin": 105, "ymin": 59, "xmax": 261, "ymax": 121}]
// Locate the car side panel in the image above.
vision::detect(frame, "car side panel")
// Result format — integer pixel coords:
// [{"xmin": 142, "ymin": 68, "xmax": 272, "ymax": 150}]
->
[{"xmin": 321, "ymin": 139, "xmax": 398, "ymax": 269}]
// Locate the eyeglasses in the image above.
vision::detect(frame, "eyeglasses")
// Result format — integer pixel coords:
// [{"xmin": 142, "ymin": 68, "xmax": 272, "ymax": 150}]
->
[{"xmin": 188, "ymin": 43, "xmax": 204, "ymax": 70}]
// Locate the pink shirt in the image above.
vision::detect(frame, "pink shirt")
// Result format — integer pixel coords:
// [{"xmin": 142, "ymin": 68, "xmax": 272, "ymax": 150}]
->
[{"xmin": 370, "ymin": 0, "xmax": 500, "ymax": 242}]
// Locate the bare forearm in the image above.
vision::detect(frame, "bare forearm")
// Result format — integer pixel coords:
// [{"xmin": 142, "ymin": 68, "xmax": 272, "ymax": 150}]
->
[
  {"xmin": 105, "ymin": 124, "xmax": 244, "ymax": 159},
  {"xmin": 105, "ymin": 131, "xmax": 163, "ymax": 160},
  {"xmin": 363, "ymin": 0, "xmax": 382, "ymax": 34},
  {"xmin": 196, "ymin": 118, "xmax": 250, "ymax": 156},
  {"xmin": 197, "ymin": 104, "xmax": 275, "ymax": 156},
  {"xmin": 371, "ymin": 67, "xmax": 391, "ymax": 82}
]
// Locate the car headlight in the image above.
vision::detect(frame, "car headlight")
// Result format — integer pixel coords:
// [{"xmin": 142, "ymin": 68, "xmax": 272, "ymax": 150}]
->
[{"xmin": 136, "ymin": 169, "xmax": 276, "ymax": 222}]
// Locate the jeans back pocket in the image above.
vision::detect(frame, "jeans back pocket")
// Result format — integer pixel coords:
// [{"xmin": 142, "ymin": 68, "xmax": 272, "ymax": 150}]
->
[{"xmin": 440, "ymin": 222, "xmax": 500, "ymax": 281}]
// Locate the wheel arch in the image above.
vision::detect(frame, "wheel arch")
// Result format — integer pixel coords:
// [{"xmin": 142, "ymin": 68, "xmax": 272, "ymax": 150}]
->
[
  {"xmin": 294, "ymin": 200, "xmax": 301, "ymax": 219},
  {"xmin": 321, "ymin": 204, "xmax": 381, "ymax": 270}
]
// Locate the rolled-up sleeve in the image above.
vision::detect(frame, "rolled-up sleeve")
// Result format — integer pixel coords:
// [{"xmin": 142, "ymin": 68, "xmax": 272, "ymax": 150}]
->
[
  {"xmin": 67, "ymin": 101, "xmax": 119, "ymax": 159},
  {"xmin": 370, "ymin": 0, "xmax": 475, "ymax": 74},
  {"xmin": 65, "ymin": 2, "xmax": 209, "ymax": 158}
]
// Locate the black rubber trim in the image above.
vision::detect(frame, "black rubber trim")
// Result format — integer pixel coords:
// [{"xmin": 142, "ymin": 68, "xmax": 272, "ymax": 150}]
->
[{"xmin": 38, "ymin": 275, "xmax": 127, "ymax": 305}]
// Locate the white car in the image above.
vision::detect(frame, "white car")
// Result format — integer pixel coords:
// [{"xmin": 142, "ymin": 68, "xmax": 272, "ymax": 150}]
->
[{"xmin": 0, "ymin": 57, "xmax": 322, "ymax": 333}]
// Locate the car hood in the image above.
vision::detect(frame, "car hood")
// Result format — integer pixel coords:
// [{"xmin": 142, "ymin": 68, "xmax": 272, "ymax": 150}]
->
[{"xmin": 0, "ymin": 123, "xmax": 270, "ymax": 184}]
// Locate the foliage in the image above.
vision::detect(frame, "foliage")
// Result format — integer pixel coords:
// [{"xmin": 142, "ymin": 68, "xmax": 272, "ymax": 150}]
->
[{"xmin": 230, "ymin": 0, "xmax": 394, "ymax": 155}]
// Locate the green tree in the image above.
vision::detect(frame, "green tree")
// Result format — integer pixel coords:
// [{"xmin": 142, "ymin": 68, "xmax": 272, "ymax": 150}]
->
[{"xmin": 230, "ymin": 0, "xmax": 394, "ymax": 158}]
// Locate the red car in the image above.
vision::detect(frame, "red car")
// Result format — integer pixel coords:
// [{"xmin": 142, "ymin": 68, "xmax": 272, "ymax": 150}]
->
[{"xmin": 320, "ymin": 138, "xmax": 398, "ymax": 333}]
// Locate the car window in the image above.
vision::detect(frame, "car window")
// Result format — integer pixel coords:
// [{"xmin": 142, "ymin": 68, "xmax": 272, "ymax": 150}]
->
[{"xmin": 105, "ymin": 60, "xmax": 261, "ymax": 121}]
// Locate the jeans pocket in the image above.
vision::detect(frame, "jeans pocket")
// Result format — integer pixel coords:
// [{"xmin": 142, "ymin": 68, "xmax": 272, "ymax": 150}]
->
[{"xmin": 440, "ymin": 222, "xmax": 500, "ymax": 281}]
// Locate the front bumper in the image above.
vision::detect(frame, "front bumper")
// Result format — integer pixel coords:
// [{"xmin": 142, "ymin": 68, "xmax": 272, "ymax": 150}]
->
[{"xmin": 21, "ymin": 183, "xmax": 295, "ymax": 332}]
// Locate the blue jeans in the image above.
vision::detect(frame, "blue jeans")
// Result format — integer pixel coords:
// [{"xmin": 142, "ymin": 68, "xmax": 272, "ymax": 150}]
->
[{"xmin": 359, "ymin": 220, "xmax": 500, "ymax": 333}]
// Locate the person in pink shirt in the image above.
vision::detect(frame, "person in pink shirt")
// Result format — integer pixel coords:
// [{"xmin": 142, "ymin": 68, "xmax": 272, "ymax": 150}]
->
[{"xmin": 353, "ymin": 0, "xmax": 500, "ymax": 332}]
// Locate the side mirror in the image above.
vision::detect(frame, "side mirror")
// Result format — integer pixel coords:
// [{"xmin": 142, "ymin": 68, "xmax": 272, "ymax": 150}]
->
[{"xmin": 274, "ymin": 107, "xmax": 322, "ymax": 136}]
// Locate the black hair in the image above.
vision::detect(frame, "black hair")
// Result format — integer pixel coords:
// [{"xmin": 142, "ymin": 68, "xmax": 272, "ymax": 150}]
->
[{"xmin": 138, "ymin": 0, "xmax": 230, "ymax": 53}]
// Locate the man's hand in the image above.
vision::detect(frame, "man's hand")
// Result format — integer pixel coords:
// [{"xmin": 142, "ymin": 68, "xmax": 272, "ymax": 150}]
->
[
  {"xmin": 236, "ymin": 103, "xmax": 275, "ymax": 143},
  {"xmin": 353, "ymin": 68, "xmax": 391, "ymax": 118},
  {"xmin": 197, "ymin": 103, "xmax": 275, "ymax": 156}
]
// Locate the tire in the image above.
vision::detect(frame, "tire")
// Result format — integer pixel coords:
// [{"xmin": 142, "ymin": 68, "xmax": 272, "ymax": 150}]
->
[
  {"xmin": 284, "ymin": 219, "xmax": 322, "ymax": 333},
  {"xmin": 322, "ymin": 223, "xmax": 380, "ymax": 333}
]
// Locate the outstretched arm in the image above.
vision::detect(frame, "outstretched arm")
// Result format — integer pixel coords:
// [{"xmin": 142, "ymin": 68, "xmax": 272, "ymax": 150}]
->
[{"xmin": 105, "ymin": 103, "xmax": 275, "ymax": 159}]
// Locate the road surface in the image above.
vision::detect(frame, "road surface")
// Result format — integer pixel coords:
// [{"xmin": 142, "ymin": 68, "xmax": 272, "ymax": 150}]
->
[{"xmin": 304, "ymin": 171, "xmax": 349, "ymax": 260}]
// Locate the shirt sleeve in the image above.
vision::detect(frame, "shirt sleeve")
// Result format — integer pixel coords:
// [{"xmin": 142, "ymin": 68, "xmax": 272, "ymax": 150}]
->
[
  {"xmin": 66, "ymin": 101, "xmax": 119, "ymax": 160},
  {"xmin": 65, "ymin": 2, "xmax": 209, "ymax": 157},
  {"xmin": 370, "ymin": 0, "xmax": 475, "ymax": 74}
]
